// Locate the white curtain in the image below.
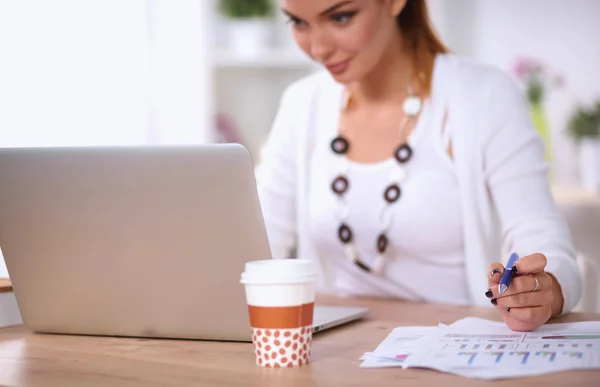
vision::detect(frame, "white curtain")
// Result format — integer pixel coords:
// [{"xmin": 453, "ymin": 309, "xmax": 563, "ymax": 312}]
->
[{"xmin": 0, "ymin": 0, "xmax": 215, "ymax": 277}]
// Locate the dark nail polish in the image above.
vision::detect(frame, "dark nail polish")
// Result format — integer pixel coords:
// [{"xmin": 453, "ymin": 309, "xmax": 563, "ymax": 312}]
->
[
  {"xmin": 491, "ymin": 298, "xmax": 498, "ymax": 306},
  {"xmin": 485, "ymin": 289, "xmax": 493, "ymax": 298},
  {"xmin": 512, "ymin": 265, "xmax": 519, "ymax": 274},
  {"xmin": 506, "ymin": 307, "xmax": 511, "ymax": 313}
]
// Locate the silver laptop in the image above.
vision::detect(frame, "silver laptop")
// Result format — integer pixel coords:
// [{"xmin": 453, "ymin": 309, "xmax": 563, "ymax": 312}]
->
[{"xmin": 0, "ymin": 144, "xmax": 367, "ymax": 341}]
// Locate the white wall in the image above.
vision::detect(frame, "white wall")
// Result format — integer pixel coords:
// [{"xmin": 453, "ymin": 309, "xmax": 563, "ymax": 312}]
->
[
  {"xmin": 429, "ymin": 0, "xmax": 600, "ymax": 186},
  {"xmin": 0, "ymin": 0, "xmax": 213, "ymax": 147},
  {"xmin": 0, "ymin": 0, "xmax": 150, "ymax": 146},
  {"xmin": 146, "ymin": 0, "xmax": 214, "ymax": 144}
]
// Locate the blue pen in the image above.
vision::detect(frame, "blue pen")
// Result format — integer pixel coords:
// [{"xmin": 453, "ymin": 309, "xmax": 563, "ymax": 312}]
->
[{"xmin": 498, "ymin": 253, "xmax": 520, "ymax": 295}]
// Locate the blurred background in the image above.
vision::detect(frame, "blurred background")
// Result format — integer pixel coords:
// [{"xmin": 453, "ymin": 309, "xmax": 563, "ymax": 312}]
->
[{"xmin": 0, "ymin": 0, "xmax": 598, "ymax": 311}]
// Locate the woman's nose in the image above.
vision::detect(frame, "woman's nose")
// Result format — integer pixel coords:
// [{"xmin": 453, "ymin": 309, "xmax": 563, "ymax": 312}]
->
[{"xmin": 308, "ymin": 29, "xmax": 334, "ymax": 63}]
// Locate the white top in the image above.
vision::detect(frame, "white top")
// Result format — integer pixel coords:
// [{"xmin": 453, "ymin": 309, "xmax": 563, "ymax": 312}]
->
[
  {"xmin": 255, "ymin": 53, "xmax": 583, "ymax": 313},
  {"xmin": 308, "ymin": 58, "xmax": 469, "ymax": 305}
]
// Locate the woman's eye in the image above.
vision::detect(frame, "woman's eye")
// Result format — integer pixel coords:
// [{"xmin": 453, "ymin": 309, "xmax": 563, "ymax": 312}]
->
[
  {"xmin": 331, "ymin": 12, "xmax": 356, "ymax": 25},
  {"xmin": 287, "ymin": 17, "xmax": 307, "ymax": 29}
]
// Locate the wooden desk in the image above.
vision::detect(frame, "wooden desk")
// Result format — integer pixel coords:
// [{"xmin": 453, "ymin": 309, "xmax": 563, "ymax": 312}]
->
[
  {"xmin": 1, "ymin": 296, "xmax": 599, "ymax": 387},
  {"xmin": 0, "ymin": 279, "xmax": 12, "ymax": 293}
]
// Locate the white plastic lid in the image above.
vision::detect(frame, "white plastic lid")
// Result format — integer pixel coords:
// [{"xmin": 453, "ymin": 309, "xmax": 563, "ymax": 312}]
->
[{"xmin": 240, "ymin": 259, "xmax": 318, "ymax": 285}]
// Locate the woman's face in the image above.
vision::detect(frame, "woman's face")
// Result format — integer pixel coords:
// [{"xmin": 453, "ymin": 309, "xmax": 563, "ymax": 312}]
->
[{"xmin": 280, "ymin": 0, "xmax": 404, "ymax": 83}]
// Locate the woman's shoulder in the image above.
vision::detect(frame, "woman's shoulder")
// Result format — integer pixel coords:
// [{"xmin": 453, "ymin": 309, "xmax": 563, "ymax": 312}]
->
[
  {"xmin": 437, "ymin": 53, "xmax": 526, "ymax": 125},
  {"xmin": 439, "ymin": 53, "xmax": 522, "ymax": 101},
  {"xmin": 438, "ymin": 54, "xmax": 532, "ymax": 143},
  {"xmin": 441, "ymin": 53, "xmax": 514, "ymax": 85}
]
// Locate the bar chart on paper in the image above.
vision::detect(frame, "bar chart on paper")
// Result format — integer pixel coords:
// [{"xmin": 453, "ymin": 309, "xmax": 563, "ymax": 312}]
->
[
  {"xmin": 401, "ymin": 320, "xmax": 600, "ymax": 379},
  {"xmin": 363, "ymin": 318, "xmax": 600, "ymax": 379},
  {"xmin": 508, "ymin": 351, "xmax": 530, "ymax": 365},
  {"xmin": 455, "ymin": 351, "xmax": 505, "ymax": 366}
]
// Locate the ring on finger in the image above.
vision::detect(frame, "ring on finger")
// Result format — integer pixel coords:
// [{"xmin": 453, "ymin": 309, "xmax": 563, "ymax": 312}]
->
[{"xmin": 532, "ymin": 276, "xmax": 540, "ymax": 292}]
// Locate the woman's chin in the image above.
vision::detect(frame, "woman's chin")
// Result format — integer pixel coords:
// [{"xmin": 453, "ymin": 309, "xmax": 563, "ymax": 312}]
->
[{"xmin": 327, "ymin": 68, "xmax": 358, "ymax": 84}]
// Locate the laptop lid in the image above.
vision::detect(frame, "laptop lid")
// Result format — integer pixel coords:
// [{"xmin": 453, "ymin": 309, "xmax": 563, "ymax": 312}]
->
[{"xmin": 0, "ymin": 144, "xmax": 270, "ymax": 341}]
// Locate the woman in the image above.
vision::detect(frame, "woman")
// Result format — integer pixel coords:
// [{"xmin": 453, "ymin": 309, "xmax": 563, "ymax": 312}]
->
[{"xmin": 254, "ymin": 0, "xmax": 582, "ymax": 332}]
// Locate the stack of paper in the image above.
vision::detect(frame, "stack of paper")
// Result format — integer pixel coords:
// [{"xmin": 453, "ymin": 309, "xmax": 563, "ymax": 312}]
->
[{"xmin": 360, "ymin": 317, "xmax": 600, "ymax": 379}]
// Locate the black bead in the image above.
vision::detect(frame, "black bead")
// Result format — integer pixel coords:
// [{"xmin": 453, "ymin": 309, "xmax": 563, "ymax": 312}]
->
[
  {"xmin": 355, "ymin": 260, "xmax": 371, "ymax": 272},
  {"xmin": 377, "ymin": 234, "xmax": 388, "ymax": 253},
  {"xmin": 338, "ymin": 223, "xmax": 353, "ymax": 243},
  {"xmin": 331, "ymin": 136, "xmax": 350, "ymax": 154},
  {"xmin": 384, "ymin": 184, "xmax": 401, "ymax": 203},
  {"xmin": 394, "ymin": 143, "xmax": 413, "ymax": 164},
  {"xmin": 331, "ymin": 175, "xmax": 349, "ymax": 195}
]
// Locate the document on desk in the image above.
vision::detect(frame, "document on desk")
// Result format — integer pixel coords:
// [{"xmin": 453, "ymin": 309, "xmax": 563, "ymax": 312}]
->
[
  {"xmin": 359, "ymin": 326, "xmax": 437, "ymax": 368},
  {"xmin": 361, "ymin": 318, "xmax": 600, "ymax": 379},
  {"xmin": 359, "ymin": 319, "xmax": 495, "ymax": 368}
]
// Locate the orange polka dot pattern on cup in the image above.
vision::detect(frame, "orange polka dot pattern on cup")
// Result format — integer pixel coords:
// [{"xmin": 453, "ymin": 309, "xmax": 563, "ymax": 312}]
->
[{"xmin": 252, "ymin": 325, "xmax": 313, "ymax": 367}]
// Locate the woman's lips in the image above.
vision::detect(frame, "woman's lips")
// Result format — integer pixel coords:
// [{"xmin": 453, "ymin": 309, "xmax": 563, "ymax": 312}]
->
[{"xmin": 326, "ymin": 60, "xmax": 349, "ymax": 75}]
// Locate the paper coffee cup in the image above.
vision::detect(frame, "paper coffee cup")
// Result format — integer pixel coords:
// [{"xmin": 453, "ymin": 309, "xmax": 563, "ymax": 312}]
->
[{"xmin": 240, "ymin": 259, "xmax": 317, "ymax": 367}]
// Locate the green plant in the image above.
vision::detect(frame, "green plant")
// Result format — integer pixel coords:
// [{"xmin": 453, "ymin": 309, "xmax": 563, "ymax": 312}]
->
[
  {"xmin": 567, "ymin": 101, "xmax": 600, "ymax": 140},
  {"xmin": 218, "ymin": 0, "xmax": 274, "ymax": 19}
]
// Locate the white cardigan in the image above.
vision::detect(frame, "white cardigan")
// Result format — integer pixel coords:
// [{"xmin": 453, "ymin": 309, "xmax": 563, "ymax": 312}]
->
[{"xmin": 254, "ymin": 54, "xmax": 582, "ymax": 313}]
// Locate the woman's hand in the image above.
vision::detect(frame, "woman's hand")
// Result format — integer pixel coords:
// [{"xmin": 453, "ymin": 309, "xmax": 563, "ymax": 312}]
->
[{"xmin": 486, "ymin": 253, "xmax": 565, "ymax": 332}]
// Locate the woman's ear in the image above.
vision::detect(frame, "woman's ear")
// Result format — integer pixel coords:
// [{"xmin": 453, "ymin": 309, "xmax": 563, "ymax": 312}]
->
[{"xmin": 387, "ymin": 0, "xmax": 407, "ymax": 17}]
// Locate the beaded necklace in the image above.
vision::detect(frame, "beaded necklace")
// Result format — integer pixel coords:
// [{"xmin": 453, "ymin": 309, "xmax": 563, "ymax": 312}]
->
[{"xmin": 329, "ymin": 82, "xmax": 423, "ymax": 273}]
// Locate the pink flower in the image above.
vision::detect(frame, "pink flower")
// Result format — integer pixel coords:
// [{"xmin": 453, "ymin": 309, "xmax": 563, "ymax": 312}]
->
[
  {"xmin": 512, "ymin": 57, "xmax": 545, "ymax": 80},
  {"xmin": 510, "ymin": 56, "xmax": 565, "ymax": 105}
]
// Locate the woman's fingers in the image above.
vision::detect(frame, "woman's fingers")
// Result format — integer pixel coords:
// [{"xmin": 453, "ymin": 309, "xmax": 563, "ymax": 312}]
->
[
  {"xmin": 487, "ymin": 262, "xmax": 505, "ymax": 286},
  {"xmin": 486, "ymin": 274, "xmax": 551, "ymax": 299},
  {"xmin": 493, "ymin": 288, "xmax": 554, "ymax": 309},
  {"xmin": 513, "ymin": 253, "xmax": 547, "ymax": 275},
  {"xmin": 488, "ymin": 256, "xmax": 554, "ymax": 332},
  {"xmin": 502, "ymin": 305, "xmax": 552, "ymax": 332}
]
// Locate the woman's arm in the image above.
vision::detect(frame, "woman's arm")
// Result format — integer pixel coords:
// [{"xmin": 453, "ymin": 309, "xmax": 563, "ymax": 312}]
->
[
  {"xmin": 254, "ymin": 86, "xmax": 303, "ymax": 259},
  {"xmin": 481, "ymin": 70, "xmax": 582, "ymax": 318}
]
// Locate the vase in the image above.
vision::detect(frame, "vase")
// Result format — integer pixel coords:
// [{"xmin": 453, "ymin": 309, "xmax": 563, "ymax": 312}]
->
[
  {"xmin": 530, "ymin": 103, "xmax": 552, "ymax": 163},
  {"xmin": 529, "ymin": 103, "xmax": 554, "ymax": 182},
  {"xmin": 579, "ymin": 138, "xmax": 600, "ymax": 193}
]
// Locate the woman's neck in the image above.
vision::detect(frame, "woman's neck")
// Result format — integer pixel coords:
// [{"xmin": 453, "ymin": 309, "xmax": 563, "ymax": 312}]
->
[{"xmin": 347, "ymin": 33, "xmax": 416, "ymax": 106}]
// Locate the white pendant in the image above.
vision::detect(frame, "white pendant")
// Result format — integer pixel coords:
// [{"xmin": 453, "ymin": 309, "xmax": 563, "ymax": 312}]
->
[
  {"xmin": 371, "ymin": 255, "xmax": 386, "ymax": 274},
  {"xmin": 379, "ymin": 206, "xmax": 393, "ymax": 232},
  {"xmin": 403, "ymin": 95, "xmax": 422, "ymax": 117},
  {"xmin": 335, "ymin": 198, "xmax": 350, "ymax": 221},
  {"xmin": 344, "ymin": 244, "xmax": 358, "ymax": 263}
]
